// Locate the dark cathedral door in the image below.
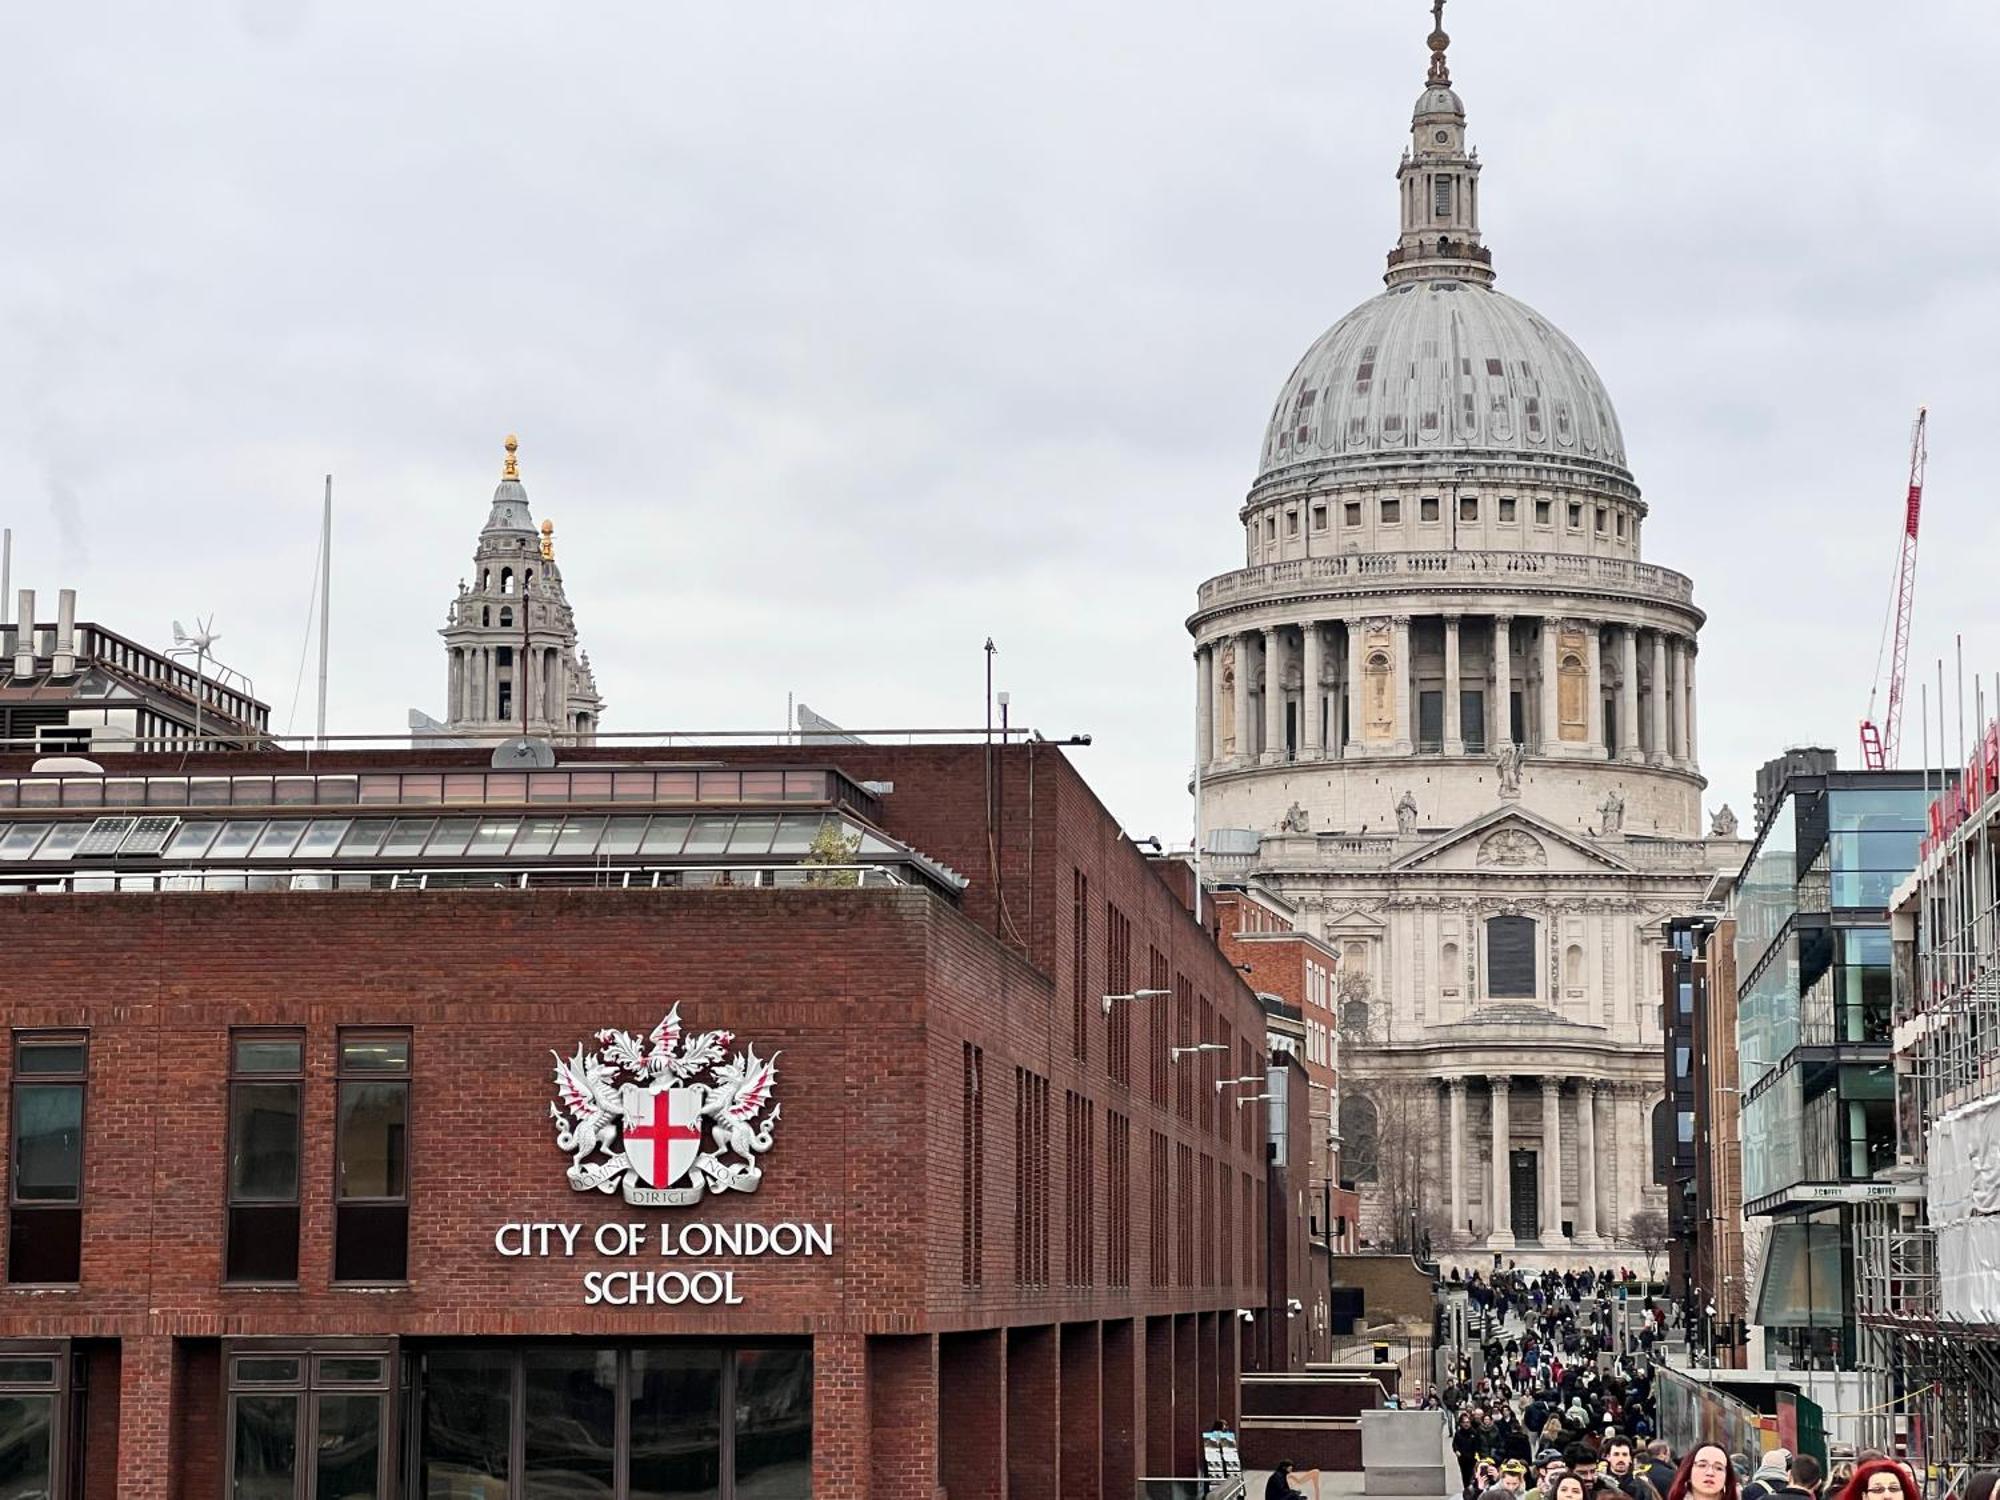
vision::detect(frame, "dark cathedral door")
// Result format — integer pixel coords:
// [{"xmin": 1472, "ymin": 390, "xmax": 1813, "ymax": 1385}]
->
[{"xmin": 1509, "ymin": 1149, "xmax": 1540, "ymax": 1242}]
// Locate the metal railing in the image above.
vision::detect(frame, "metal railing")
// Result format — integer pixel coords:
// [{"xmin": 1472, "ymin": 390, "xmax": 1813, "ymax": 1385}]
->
[{"xmin": 0, "ymin": 862, "xmax": 917, "ymax": 895}]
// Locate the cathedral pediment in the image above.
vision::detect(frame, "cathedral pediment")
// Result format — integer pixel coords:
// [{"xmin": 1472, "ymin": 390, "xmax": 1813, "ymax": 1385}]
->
[{"xmin": 1386, "ymin": 807, "xmax": 1637, "ymax": 876}]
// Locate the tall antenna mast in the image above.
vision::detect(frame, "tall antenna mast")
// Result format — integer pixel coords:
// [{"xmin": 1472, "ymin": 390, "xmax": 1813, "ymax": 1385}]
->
[{"xmin": 316, "ymin": 475, "xmax": 332, "ymax": 747}]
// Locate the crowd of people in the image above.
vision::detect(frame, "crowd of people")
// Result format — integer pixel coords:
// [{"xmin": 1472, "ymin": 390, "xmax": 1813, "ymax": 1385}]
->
[{"xmin": 1412, "ymin": 1265, "xmax": 1992, "ymax": 1500}]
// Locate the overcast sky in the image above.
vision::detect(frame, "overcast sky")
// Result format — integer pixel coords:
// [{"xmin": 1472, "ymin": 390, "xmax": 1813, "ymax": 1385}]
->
[{"xmin": 4, "ymin": 2, "xmax": 1999, "ymax": 842}]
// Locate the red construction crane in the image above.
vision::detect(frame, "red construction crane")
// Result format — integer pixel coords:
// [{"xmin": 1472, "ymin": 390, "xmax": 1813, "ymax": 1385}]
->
[{"xmin": 1860, "ymin": 406, "xmax": 1928, "ymax": 770}]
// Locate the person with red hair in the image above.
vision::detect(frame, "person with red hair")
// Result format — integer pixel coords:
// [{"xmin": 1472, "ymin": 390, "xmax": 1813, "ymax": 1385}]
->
[
  {"xmin": 1666, "ymin": 1445, "xmax": 1740, "ymax": 1500},
  {"xmin": 1837, "ymin": 1461, "xmax": 1918, "ymax": 1500}
]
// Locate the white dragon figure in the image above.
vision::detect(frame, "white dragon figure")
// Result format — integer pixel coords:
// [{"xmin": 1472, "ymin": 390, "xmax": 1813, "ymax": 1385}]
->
[{"xmin": 547, "ymin": 1003, "xmax": 783, "ymax": 1196}]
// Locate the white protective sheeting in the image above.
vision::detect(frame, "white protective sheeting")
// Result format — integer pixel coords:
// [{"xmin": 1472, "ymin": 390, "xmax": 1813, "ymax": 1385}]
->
[{"xmin": 1931, "ymin": 1091, "xmax": 2000, "ymax": 1322}]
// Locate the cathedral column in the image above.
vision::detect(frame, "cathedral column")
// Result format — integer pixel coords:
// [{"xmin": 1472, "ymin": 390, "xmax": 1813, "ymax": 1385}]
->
[
  {"xmin": 1447, "ymin": 1077, "xmax": 1468, "ymax": 1243},
  {"xmin": 1196, "ymin": 646, "xmax": 1215, "ymax": 770},
  {"xmin": 1650, "ymin": 631, "xmax": 1669, "ymax": 765},
  {"xmin": 1488, "ymin": 1078, "xmax": 1514, "ymax": 1249},
  {"xmin": 1392, "ymin": 615, "xmax": 1413, "ymax": 755},
  {"xmin": 1672, "ymin": 637, "xmax": 1691, "ymax": 768},
  {"xmin": 1344, "ymin": 621, "xmax": 1365, "ymax": 758},
  {"xmin": 1541, "ymin": 1078, "xmax": 1564, "ymax": 1245},
  {"xmin": 1538, "ymin": 617, "xmax": 1559, "ymax": 752},
  {"xmin": 1575, "ymin": 1081, "xmax": 1602, "ymax": 1246},
  {"xmin": 1620, "ymin": 627, "xmax": 1643, "ymax": 764},
  {"xmin": 1443, "ymin": 614, "xmax": 1463, "ymax": 755},
  {"xmin": 1585, "ymin": 625, "xmax": 1604, "ymax": 754},
  {"xmin": 1686, "ymin": 645, "xmax": 1699, "ymax": 768},
  {"xmin": 1301, "ymin": 622, "xmax": 1324, "ymax": 759},
  {"xmin": 1234, "ymin": 633, "xmax": 1254, "ymax": 765},
  {"xmin": 1493, "ymin": 615, "xmax": 1513, "ymax": 744},
  {"xmin": 1262, "ymin": 626, "xmax": 1285, "ymax": 764}
]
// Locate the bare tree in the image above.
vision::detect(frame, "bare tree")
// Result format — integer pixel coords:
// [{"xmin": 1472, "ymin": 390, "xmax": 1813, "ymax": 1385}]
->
[
  {"xmin": 1626, "ymin": 1208, "xmax": 1670, "ymax": 1283},
  {"xmin": 1346, "ymin": 1082, "xmax": 1446, "ymax": 1256}
]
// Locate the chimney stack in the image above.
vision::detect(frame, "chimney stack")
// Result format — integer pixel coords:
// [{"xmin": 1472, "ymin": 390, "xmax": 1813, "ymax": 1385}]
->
[
  {"xmin": 13, "ymin": 590, "xmax": 34, "ymax": 676},
  {"xmin": 53, "ymin": 589, "xmax": 76, "ymax": 675}
]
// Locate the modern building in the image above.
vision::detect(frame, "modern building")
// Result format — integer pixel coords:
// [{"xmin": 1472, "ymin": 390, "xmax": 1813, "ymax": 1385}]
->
[
  {"xmin": 1187, "ymin": 10, "xmax": 1743, "ymax": 1260},
  {"xmin": 1661, "ymin": 905, "xmax": 1748, "ymax": 1367},
  {"xmin": 1859, "ymin": 714, "xmax": 2000, "ymax": 1461},
  {"xmin": 1735, "ymin": 756, "xmax": 1933, "ymax": 1370},
  {"xmin": 0, "ymin": 738, "xmax": 1276, "ymax": 1499},
  {"xmin": 1210, "ymin": 887, "xmax": 1359, "ymax": 1254},
  {"xmin": 0, "ymin": 586, "xmax": 269, "ymax": 752},
  {"xmin": 412, "ymin": 435, "xmax": 604, "ymax": 744}
]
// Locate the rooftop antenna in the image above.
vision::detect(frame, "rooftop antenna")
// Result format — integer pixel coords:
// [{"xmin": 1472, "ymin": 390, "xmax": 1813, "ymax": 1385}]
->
[
  {"xmin": 170, "ymin": 614, "xmax": 223, "ymax": 743},
  {"xmin": 317, "ymin": 476, "xmax": 332, "ymax": 748}
]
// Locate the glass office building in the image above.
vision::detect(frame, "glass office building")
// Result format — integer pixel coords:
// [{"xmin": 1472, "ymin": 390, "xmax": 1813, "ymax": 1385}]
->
[{"xmin": 1735, "ymin": 765, "xmax": 1934, "ymax": 1369}]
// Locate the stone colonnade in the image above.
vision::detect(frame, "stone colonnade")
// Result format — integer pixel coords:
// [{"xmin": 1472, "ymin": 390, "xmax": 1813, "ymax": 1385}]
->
[
  {"xmin": 448, "ymin": 642, "xmax": 565, "ymax": 727},
  {"xmin": 1194, "ymin": 613, "xmax": 1696, "ymax": 770},
  {"xmin": 1438, "ymin": 1074, "xmax": 1647, "ymax": 1253}
]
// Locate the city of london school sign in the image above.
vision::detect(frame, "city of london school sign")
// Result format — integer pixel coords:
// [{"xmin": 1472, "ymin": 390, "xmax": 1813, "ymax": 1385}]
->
[{"xmin": 494, "ymin": 1005, "xmax": 834, "ymax": 1305}]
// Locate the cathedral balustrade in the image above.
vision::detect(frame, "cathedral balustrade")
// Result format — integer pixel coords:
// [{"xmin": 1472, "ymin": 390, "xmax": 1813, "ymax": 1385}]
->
[{"xmin": 1194, "ymin": 549, "xmax": 1695, "ymax": 613}]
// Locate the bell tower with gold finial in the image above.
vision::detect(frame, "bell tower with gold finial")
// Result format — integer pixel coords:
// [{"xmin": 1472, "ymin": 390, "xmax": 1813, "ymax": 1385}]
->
[
  {"xmin": 430, "ymin": 434, "xmax": 604, "ymax": 744},
  {"xmin": 1386, "ymin": 0, "xmax": 1494, "ymax": 288}
]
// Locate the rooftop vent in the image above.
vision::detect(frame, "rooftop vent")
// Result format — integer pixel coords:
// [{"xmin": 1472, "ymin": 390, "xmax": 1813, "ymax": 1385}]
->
[{"xmin": 492, "ymin": 736, "xmax": 557, "ymax": 769}]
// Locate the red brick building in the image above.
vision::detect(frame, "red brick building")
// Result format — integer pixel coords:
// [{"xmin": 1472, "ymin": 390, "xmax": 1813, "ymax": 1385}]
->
[{"xmin": 0, "ymin": 741, "xmax": 1273, "ymax": 1498}]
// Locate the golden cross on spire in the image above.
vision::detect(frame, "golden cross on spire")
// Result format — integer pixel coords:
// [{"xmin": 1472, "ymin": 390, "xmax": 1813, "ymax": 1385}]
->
[
  {"xmin": 1427, "ymin": 0, "xmax": 1452, "ymax": 86},
  {"xmin": 502, "ymin": 433, "xmax": 520, "ymax": 481}
]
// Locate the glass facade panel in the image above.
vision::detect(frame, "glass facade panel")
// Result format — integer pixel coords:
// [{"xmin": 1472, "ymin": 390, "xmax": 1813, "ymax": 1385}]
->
[
  {"xmin": 769, "ymin": 815, "xmax": 825, "ymax": 856},
  {"xmin": 232, "ymin": 1393, "xmax": 300, "ymax": 1500},
  {"xmin": 164, "ymin": 822, "xmax": 221, "ymax": 859},
  {"xmin": 510, "ymin": 817, "xmax": 563, "ymax": 857},
  {"xmin": 523, "ymin": 1347, "xmax": 617, "ymax": 1498},
  {"xmin": 553, "ymin": 817, "xmax": 607, "ymax": 857},
  {"xmin": 628, "ymin": 1347, "xmax": 723, "ymax": 1500},
  {"xmin": 212, "ymin": 822, "xmax": 269, "ymax": 859},
  {"xmin": 599, "ymin": 817, "xmax": 650, "ymax": 855},
  {"xmin": 381, "ymin": 819, "xmax": 436, "ymax": 858},
  {"xmin": 730, "ymin": 817, "xmax": 779, "ymax": 855},
  {"xmin": 251, "ymin": 820, "xmax": 308, "ymax": 857},
  {"xmin": 422, "ymin": 1350, "xmax": 513, "ymax": 1494},
  {"xmin": 424, "ymin": 818, "xmax": 480, "ymax": 858},
  {"xmin": 0, "ymin": 1394, "xmax": 52, "ymax": 1500},
  {"xmin": 1737, "ymin": 930, "xmax": 1799, "ymax": 1090},
  {"xmin": 1742, "ymin": 1065, "xmax": 1803, "ymax": 1205},
  {"xmin": 295, "ymin": 820, "xmax": 350, "ymax": 857},
  {"xmin": 734, "ymin": 1348, "xmax": 812, "ymax": 1499},
  {"xmin": 683, "ymin": 817, "xmax": 735, "ymax": 856},
  {"xmin": 1737, "ymin": 792, "xmax": 1799, "ymax": 978},
  {"xmin": 640, "ymin": 817, "xmax": 691, "ymax": 855},
  {"xmin": 337, "ymin": 821, "xmax": 391, "ymax": 858},
  {"xmin": 314, "ymin": 1392, "xmax": 383, "ymax": 1500},
  {"xmin": 0, "ymin": 826, "xmax": 48, "ymax": 860},
  {"xmin": 465, "ymin": 819, "xmax": 520, "ymax": 857}
]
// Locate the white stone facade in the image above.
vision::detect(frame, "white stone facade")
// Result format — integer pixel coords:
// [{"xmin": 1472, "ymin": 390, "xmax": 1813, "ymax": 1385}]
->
[{"xmin": 1189, "ymin": 21, "xmax": 1741, "ymax": 1262}]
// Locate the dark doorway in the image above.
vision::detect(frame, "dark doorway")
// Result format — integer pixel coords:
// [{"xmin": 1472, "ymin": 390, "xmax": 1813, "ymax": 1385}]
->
[
  {"xmin": 1461, "ymin": 691, "xmax": 1486, "ymax": 754},
  {"xmin": 1509, "ymin": 1150, "xmax": 1539, "ymax": 1242},
  {"xmin": 1418, "ymin": 691, "xmax": 1443, "ymax": 752},
  {"xmin": 1285, "ymin": 702, "xmax": 1298, "ymax": 761},
  {"xmin": 1509, "ymin": 691, "xmax": 1525, "ymax": 745}
]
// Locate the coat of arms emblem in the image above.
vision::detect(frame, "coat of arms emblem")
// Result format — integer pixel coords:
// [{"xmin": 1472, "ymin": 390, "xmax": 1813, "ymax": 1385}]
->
[{"xmin": 549, "ymin": 1004, "xmax": 781, "ymax": 1207}]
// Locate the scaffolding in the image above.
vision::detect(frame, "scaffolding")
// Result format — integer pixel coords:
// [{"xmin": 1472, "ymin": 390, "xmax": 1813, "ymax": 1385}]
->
[{"xmin": 1858, "ymin": 738, "xmax": 2000, "ymax": 1464}]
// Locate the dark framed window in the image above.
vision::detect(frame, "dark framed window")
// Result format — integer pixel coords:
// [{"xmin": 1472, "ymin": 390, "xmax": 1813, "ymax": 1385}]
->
[
  {"xmin": 334, "ymin": 1030, "xmax": 409, "ymax": 1283},
  {"xmin": 0, "ymin": 1340, "xmax": 85, "ymax": 1499},
  {"xmin": 1486, "ymin": 916, "xmax": 1537, "ymax": 999},
  {"xmin": 226, "ymin": 1341, "xmax": 393, "ymax": 1500},
  {"xmin": 8, "ymin": 1033, "xmax": 87, "ymax": 1285},
  {"xmin": 228, "ymin": 1030, "xmax": 304, "ymax": 1283},
  {"xmin": 416, "ymin": 1341, "xmax": 807, "ymax": 1499}
]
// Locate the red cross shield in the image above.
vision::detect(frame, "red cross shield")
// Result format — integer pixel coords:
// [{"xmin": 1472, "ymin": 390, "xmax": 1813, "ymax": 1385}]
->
[{"xmin": 620, "ymin": 1085, "xmax": 704, "ymax": 1188}]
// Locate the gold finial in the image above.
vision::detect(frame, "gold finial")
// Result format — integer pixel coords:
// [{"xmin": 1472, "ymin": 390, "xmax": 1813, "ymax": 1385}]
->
[
  {"xmin": 502, "ymin": 433, "xmax": 520, "ymax": 481},
  {"xmin": 1427, "ymin": 0, "xmax": 1451, "ymax": 86},
  {"xmin": 540, "ymin": 517, "xmax": 555, "ymax": 561}
]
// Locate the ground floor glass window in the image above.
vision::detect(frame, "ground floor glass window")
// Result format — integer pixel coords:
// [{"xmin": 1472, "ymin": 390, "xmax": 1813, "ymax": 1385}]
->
[{"xmin": 414, "ymin": 1342, "xmax": 806, "ymax": 1500}]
